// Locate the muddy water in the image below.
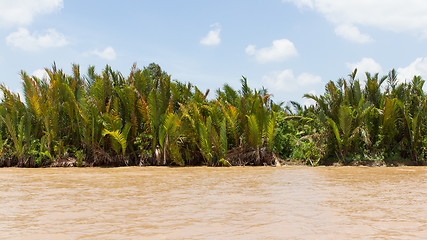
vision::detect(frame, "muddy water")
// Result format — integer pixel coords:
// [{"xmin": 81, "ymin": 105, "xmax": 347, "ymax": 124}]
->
[{"xmin": 0, "ymin": 167, "xmax": 426, "ymax": 239}]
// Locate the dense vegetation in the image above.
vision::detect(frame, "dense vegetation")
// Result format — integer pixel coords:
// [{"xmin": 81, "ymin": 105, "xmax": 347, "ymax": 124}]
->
[
  {"xmin": 0, "ymin": 63, "xmax": 280, "ymax": 167},
  {"xmin": 276, "ymin": 69, "xmax": 427, "ymax": 166},
  {"xmin": 0, "ymin": 63, "xmax": 425, "ymax": 167}
]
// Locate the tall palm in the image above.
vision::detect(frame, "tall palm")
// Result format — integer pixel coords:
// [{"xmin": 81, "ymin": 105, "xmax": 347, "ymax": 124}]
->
[{"xmin": 0, "ymin": 85, "xmax": 27, "ymax": 165}]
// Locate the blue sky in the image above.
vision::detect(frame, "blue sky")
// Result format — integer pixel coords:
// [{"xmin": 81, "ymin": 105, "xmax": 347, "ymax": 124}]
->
[{"xmin": 1, "ymin": 0, "xmax": 427, "ymax": 105}]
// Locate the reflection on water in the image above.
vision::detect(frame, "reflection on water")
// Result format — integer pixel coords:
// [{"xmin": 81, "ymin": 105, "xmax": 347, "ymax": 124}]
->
[{"xmin": 0, "ymin": 166, "xmax": 426, "ymax": 239}]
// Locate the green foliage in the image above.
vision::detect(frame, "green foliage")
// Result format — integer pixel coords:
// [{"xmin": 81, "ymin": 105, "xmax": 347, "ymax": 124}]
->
[
  {"xmin": 219, "ymin": 118, "xmax": 227, "ymax": 157},
  {"xmin": 134, "ymin": 133, "xmax": 153, "ymax": 161},
  {"xmin": 273, "ymin": 112, "xmax": 297, "ymax": 158},
  {"xmin": 218, "ymin": 158, "xmax": 231, "ymax": 167},
  {"xmin": 102, "ymin": 122, "xmax": 131, "ymax": 156},
  {"xmin": 291, "ymin": 140, "xmax": 321, "ymax": 166},
  {"xmin": 11, "ymin": 62, "xmax": 283, "ymax": 167},
  {"xmin": 28, "ymin": 138, "xmax": 52, "ymax": 166},
  {"xmin": 298, "ymin": 68, "xmax": 427, "ymax": 165},
  {"xmin": 75, "ymin": 149, "xmax": 85, "ymax": 167},
  {"xmin": 2, "ymin": 63, "xmax": 426, "ymax": 167},
  {"xmin": 246, "ymin": 114, "xmax": 261, "ymax": 149}
]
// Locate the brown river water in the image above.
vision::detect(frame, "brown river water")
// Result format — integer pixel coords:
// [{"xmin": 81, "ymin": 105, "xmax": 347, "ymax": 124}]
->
[{"xmin": 0, "ymin": 166, "xmax": 426, "ymax": 239}]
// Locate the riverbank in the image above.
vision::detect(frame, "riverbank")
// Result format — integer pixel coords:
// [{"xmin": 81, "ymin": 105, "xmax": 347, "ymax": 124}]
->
[{"xmin": 1, "ymin": 155, "xmax": 425, "ymax": 168}]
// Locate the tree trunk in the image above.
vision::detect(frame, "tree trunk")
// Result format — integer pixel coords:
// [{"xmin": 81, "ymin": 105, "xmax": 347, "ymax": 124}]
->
[
  {"xmin": 155, "ymin": 146, "xmax": 161, "ymax": 165},
  {"xmin": 255, "ymin": 146, "xmax": 261, "ymax": 165},
  {"xmin": 273, "ymin": 152, "xmax": 281, "ymax": 167},
  {"xmin": 163, "ymin": 134, "xmax": 168, "ymax": 165}
]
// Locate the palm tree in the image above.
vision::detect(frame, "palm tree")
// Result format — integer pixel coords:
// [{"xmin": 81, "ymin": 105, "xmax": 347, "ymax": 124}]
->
[
  {"xmin": 401, "ymin": 76, "xmax": 427, "ymax": 163},
  {"xmin": 0, "ymin": 85, "xmax": 27, "ymax": 165}
]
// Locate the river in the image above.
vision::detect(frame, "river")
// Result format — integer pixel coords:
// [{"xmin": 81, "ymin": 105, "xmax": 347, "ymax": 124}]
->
[{"xmin": 0, "ymin": 166, "xmax": 426, "ymax": 239}]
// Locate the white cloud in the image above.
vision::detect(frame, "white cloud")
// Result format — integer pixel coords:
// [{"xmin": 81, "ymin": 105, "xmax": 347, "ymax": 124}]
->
[
  {"xmin": 262, "ymin": 69, "xmax": 322, "ymax": 93},
  {"xmin": 91, "ymin": 47, "xmax": 117, "ymax": 60},
  {"xmin": 397, "ymin": 57, "xmax": 427, "ymax": 84},
  {"xmin": 262, "ymin": 69, "xmax": 322, "ymax": 104},
  {"xmin": 335, "ymin": 24, "xmax": 373, "ymax": 43},
  {"xmin": 245, "ymin": 45, "xmax": 256, "ymax": 55},
  {"xmin": 246, "ymin": 39, "xmax": 298, "ymax": 63},
  {"xmin": 284, "ymin": 0, "xmax": 427, "ymax": 40},
  {"xmin": 0, "ymin": 0, "xmax": 63, "ymax": 28},
  {"xmin": 302, "ymin": 90, "xmax": 317, "ymax": 106},
  {"xmin": 346, "ymin": 58, "xmax": 382, "ymax": 80},
  {"xmin": 32, "ymin": 69, "xmax": 49, "ymax": 80},
  {"xmin": 283, "ymin": 0, "xmax": 314, "ymax": 9},
  {"xmin": 6, "ymin": 28, "xmax": 69, "ymax": 51},
  {"xmin": 200, "ymin": 23, "xmax": 221, "ymax": 46}
]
